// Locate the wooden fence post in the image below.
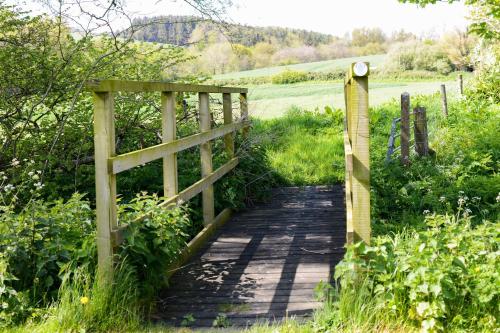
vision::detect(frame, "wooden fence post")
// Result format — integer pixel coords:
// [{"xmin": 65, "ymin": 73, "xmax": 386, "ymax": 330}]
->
[
  {"xmin": 440, "ymin": 84, "xmax": 448, "ymax": 117},
  {"xmin": 414, "ymin": 106, "xmax": 429, "ymax": 156},
  {"xmin": 349, "ymin": 62, "xmax": 370, "ymax": 244},
  {"xmin": 223, "ymin": 93, "xmax": 235, "ymax": 157},
  {"xmin": 161, "ymin": 91, "xmax": 178, "ymax": 198},
  {"xmin": 199, "ymin": 92, "xmax": 214, "ymax": 225},
  {"xmin": 93, "ymin": 91, "xmax": 117, "ymax": 279},
  {"xmin": 458, "ymin": 74, "xmax": 463, "ymax": 95},
  {"xmin": 400, "ymin": 92, "xmax": 410, "ymax": 166},
  {"xmin": 240, "ymin": 93, "xmax": 249, "ymax": 139}
]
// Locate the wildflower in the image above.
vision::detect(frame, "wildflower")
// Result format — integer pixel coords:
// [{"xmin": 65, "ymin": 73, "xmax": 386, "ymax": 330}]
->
[
  {"xmin": 4, "ymin": 184, "xmax": 15, "ymax": 192},
  {"xmin": 472, "ymin": 196, "xmax": 481, "ymax": 203},
  {"xmin": 32, "ymin": 174, "xmax": 39, "ymax": 180},
  {"xmin": 2, "ymin": 176, "xmax": 7, "ymax": 180},
  {"xmin": 34, "ymin": 182, "xmax": 44, "ymax": 189},
  {"xmin": 11, "ymin": 158, "xmax": 19, "ymax": 167},
  {"xmin": 28, "ymin": 171, "xmax": 34, "ymax": 177},
  {"xmin": 423, "ymin": 209, "xmax": 430, "ymax": 215},
  {"xmin": 458, "ymin": 198, "xmax": 466, "ymax": 206},
  {"xmin": 496, "ymin": 193, "xmax": 500, "ymax": 203},
  {"xmin": 439, "ymin": 196, "xmax": 446, "ymax": 202},
  {"xmin": 80, "ymin": 296, "xmax": 89, "ymax": 305}
]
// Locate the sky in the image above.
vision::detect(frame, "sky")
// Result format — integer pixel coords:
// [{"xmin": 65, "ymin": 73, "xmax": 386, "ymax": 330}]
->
[
  {"xmin": 12, "ymin": 0, "xmax": 469, "ymax": 37},
  {"xmin": 123, "ymin": 0, "xmax": 469, "ymax": 37}
]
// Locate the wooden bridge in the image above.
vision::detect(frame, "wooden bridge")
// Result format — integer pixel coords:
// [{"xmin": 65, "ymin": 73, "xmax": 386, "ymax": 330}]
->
[{"xmin": 88, "ymin": 62, "xmax": 371, "ymax": 328}]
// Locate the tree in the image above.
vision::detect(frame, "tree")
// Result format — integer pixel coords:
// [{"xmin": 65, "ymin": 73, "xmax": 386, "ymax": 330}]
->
[{"xmin": 398, "ymin": 0, "xmax": 500, "ymax": 40}]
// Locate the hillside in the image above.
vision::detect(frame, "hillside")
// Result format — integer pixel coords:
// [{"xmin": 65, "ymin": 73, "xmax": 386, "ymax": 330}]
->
[{"xmin": 131, "ymin": 15, "xmax": 335, "ymax": 47}]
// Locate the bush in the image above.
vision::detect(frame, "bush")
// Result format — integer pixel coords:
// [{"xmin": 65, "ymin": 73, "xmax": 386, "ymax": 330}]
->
[
  {"xmin": 271, "ymin": 69, "xmax": 309, "ymax": 84},
  {"xmin": 336, "ymin": 214, "xmax": 499, "ymax": 332}
]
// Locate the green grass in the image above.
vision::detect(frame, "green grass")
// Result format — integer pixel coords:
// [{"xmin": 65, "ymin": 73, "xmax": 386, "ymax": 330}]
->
[
  {"xmin": 248, "ymin": 80, "xmax": 461, "ymax": 118},
  {"xmin": 214, "ymin": 54, "xmax": 386, "ymax": 80}
]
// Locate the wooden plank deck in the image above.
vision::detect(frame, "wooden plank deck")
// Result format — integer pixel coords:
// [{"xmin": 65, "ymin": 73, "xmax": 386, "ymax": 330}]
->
[{"xmin": 155, "ymin": 185, "xmax": 346, "ymax": 328}]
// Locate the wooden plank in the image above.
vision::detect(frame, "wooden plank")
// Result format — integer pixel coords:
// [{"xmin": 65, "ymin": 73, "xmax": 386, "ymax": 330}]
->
[
  {"xmin": 93, "ymin": 92, "xmax": 116, "ymax": 278},
  {"xmin": 86, "ymin": 79, "xmax": 248, "ymax": 94},
  {"xmin": 240, "ymin": 93, "xmax": 249, "ymax": 139},
  {"xmin": 400, "ymin": 92, "xmax": 411, "ymax": 166},
  {"xmin": 161, "ymin": 91, "xmax": 178, "ymax": 198},
  {"xmin": 349, "ymin": 63, "xmax": 371, "ymax": 244},
  {"xmin": 199, "ymin": 92, "xmax": 214, "ymax": 225},
  {"xmin": 223, "ymin": 93, "xmax": 235, "ymax": 158},
  {"xmin": 160, "ymin": 158, "xmax": 238, "ymax": 208},
  {"xmin": 110, "ymin": 121, "xmax": 247, "ymax": 174}
]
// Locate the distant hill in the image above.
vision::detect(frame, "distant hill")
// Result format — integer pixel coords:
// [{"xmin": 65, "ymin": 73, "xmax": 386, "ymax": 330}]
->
[{"xmin": 131, "ymin": 16, "xmax": 335, "ymax": 47}]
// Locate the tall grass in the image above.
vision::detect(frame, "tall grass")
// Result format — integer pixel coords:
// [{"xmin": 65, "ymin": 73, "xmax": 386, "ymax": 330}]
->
[{"xmin": 7, "ymin": 261, "xmax": 142, "ymax": 333}]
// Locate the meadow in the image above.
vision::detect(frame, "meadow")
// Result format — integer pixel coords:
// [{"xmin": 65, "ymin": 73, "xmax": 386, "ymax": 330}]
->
[
  {"xmin": 214, "ymin": 54, "xmax": 386, "ymax": 80},
  {"xmin": 247, "ymin": 79, "xmax": 460, "ymax": 118}
]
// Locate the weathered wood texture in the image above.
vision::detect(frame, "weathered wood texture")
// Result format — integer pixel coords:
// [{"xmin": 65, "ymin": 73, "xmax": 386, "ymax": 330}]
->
[
  {"xmin": 414, "ymin": 106, "xmax": 429, "ymax": 156},
  {"xmin": 155, "ymin": 186, "xmax": 346, "ymax": 328},
  {"xmin": 440, "ymin": 84, "xmax": 448, "ymax": 117},
  {"xmin": 400, "ymin": 92, "xmax": 411, "ymax": 166},
  {"xmin": 343, "ymin": 62, "xmax": 371, "ymax": 244}
]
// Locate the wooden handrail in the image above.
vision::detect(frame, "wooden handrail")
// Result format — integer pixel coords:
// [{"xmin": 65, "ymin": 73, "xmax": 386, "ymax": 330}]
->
[
  {"xmin": 91, "ymin": 80, "xmax": 249, "ymax": 277},
  {"xmin": 87, "ymin": 79, "xmax": 247, "ymax": 94}
]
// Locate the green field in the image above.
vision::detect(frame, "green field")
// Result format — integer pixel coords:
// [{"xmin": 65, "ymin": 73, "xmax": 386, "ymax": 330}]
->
[
  {"xmin": 247, "ymin": 80, "xmax": 460, "ymax": 118},
  {"xmin": 214, "ymin": 54, "xmax": 386, "ymax": 80}
]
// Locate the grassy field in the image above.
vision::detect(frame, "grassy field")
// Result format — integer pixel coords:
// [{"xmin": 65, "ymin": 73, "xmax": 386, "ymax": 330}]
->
[
  {"xmin": 214, "ymin": 54, "xmax": 386, "ymax": 80},
  {"xmin": 247, "ymin": 80, "xmax": 461, "ymax": 118}
]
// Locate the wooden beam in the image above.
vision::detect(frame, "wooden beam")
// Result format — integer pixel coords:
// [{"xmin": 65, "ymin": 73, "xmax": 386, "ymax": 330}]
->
[
  {"xmin": 110, "ymin": 158, "xmax": 239, "ymax": 246},
  {"xmin": 440, "ymin": 84, "xmax": 448, "ymax": 117},
  {"xmin": 110, "ymin": 121, "xmax": 247, "ymax": 174},
  {"xmin": 161, "ymin": 92, "xmax": 178, "ymax": 198},
  {"xmin": 87, "ymin": 80, "xmax": 247, "ymax": 94},
  {"xmin": 160, "ymin": 158, "xmax": 239, "ymax": 208},
  {"xmin": 199, "ymin": 92, "xmax": 215, "ymax": 226},
  {"xmin": 223, "ymin": 93, "xmax": 235, "ymax": 158},
  {"xmin": 240, "ymin": 93, "xmax": 249, "ymax": 139},
  {"xmin": 93, "ymin": 91, "xmax": 117, "ymax": 278},
  {"xmin": 400, "ymin": 92, "xmax": 410, "ymax": 166},
  {"xmin": 414, "ymin": 107, "xmax": 429, "ymax": 156},
  {"xmin": 349, "ymin": 62, "xmax": 371, "ymax": 245}
]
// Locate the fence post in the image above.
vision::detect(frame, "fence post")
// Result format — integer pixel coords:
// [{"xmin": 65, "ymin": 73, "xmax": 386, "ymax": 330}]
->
[
  {"xmin": 458, "ymin": 74, "xmax": 463, "ymax": 95},
  {"xmin": 93, "ymin": 91, "xmax": 117, "ymax": 279},
  {"xmin": 223, "ymin": 93, "xmax": 235, "ymax": 157},
  {"xmin": 199, "ymin": 92, "xmax": 215, "ymax": 225},
  {"xmin": 349, "ymin": 62, "xmax": 370, "ymax": 244},
  {"xmin": 161, "ymin": 91, "xmax": 178, "ymax": 198},
  {"xmin": 440, "ymin": 84, "xmax": 448, "ymax": 117},
  {"xmin": 414, "ymin": 106, "xmax": 429, "ymax": 156},
  {"xmin": 400, "ymin": 92, "xmax": 410, "ymax": 166},
  {"xmin": 239, "ymin": 93, "xmax": 249, "ymax": 139}
]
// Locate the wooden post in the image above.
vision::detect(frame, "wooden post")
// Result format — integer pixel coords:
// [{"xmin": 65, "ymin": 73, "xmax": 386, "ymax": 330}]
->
[
  {"xmin": 414, "ymin": 106, "xmax": 429, "ymax": 156},
  {"xmin": 222, "ymin": 93, "xmax": 235, "ymax": 158},
  {"xmin": 161, "ymin": 92, "xmax": 178, "ymax": 198},
  {"xmin": 199, "ymin": 92, "xmax": 214, "ymax": 225},
  {"xmin": 400, "ymin": 92, "xmax": 410, "ymax": 166},
  {"xmin": 458, "ymin": 74, "xmax": 463, "ymax": 95},
  {"xmin": 239, "ymin": 93, "xmax": 249, "ymax": 139},
  {"xmin": 349, "ymin": 62, "xmax": 370, "ymax": 244},
  {"xmin": 440, "ymin": 84, "xmax": 448, "ymax": 117},
  {"xmin": 93, "ymin": 91, "xmax": 117, "ymax": 279}
]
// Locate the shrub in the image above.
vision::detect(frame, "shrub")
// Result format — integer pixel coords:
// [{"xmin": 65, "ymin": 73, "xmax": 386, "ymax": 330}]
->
[
  {"xmin": 336, "ymin": 214, "xmax": 499, "ymax": 332},
  {"xmin": 271, "ymin": 69, "xmax": 309, "ymax": 84}
]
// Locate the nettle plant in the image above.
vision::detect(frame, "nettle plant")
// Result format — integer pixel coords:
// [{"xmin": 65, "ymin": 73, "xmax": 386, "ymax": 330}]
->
[{"xmin": 336, "ymin": 211, "xmax": 499, "ymax": 332}]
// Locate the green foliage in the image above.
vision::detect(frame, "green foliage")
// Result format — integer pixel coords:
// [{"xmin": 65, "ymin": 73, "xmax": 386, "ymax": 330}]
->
[
  {"xmin": 252, "ymin": 107, "xmax": 345, "ymax": 185},
  {"xmin": 336, "ymin": 215, "xmax": 499, "ymax": 332},
  {"xmin": 271, "ymin": 69, "xmax": 309, "ymax": 84}
]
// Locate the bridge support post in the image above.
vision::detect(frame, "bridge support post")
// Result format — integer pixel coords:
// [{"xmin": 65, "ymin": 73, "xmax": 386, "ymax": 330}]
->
[
  {"xmin": 93, "ymin": 91, "xmax": 117, "ymax": 280},
  {"xmin": 223, "ymin": 93, "xmax": 235, "ymax": 157},
  {"xmin": 240, "ymin": 93, "xmax": 249, "ymax": 140},
  {"xmin": 345, "ymin": 62, "xmax": 371, "ymax": 244},
  {"xmin": 161, "ymin": 92, "xmax": 178, "ymax": 198},
  {"xmin": 199, "ymin": 92, "xmax": 215, "ymax": 225}
]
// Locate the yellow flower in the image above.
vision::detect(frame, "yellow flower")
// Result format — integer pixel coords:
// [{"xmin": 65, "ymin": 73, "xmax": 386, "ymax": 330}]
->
[
  {"xmin": 475, "ymin": 267, "xmax": 480, "ymax": 273},
  {"xmin": 80, "ymin": 296, "xmax": 89, "ymax": 305}
]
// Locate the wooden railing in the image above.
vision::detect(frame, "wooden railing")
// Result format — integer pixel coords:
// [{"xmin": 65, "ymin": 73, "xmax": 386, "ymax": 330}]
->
[
  {"xmin": 88, "ymin": 80, "xmax": 249, "ymax": 276},
  {"xmin": 343, "ymin": 63, "xmax": 371, "ymax": 245}
]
